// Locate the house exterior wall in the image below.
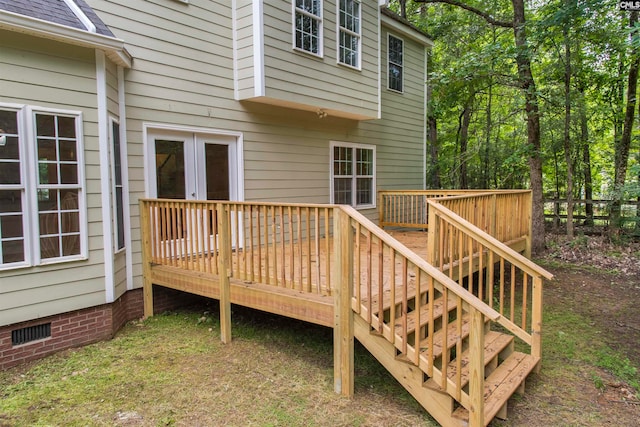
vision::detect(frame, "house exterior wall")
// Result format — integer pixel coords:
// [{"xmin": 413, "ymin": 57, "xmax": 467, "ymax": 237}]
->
[
  {"xmin": 0, "ymin": 0, "xmax": 429, "ymax": 367},
  {"xmin": 0, "ymin": 31, "xmax": 109, "ymax": 327}
]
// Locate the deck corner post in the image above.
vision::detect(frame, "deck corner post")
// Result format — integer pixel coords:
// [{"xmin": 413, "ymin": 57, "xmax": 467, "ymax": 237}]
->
[
  {"xmin": 140, "ymin": 200, "xmax": 154, "ymax": 319},
  {"xmin": 425, "ymin": 201, "xmax": 437, "ymax": 266},
  {"xmin": 333, "ymin": 207, "xmax": 354, "ymax": 397},
  {"xmin": 217, "ymin": 203, "xmax": 232, "ymax": 344},
  {"xmin": 469, "ymin": 309, "xmax": 485, "ymax": 427},
  {"xmin": 531, "ymin": 275, "xmax": 544, "ymax": 372}
]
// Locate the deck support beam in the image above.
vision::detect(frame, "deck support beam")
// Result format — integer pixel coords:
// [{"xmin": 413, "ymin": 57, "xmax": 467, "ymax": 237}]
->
[
  {"xmin": 217, "ymin": 204, "xmax": 232, "ymax": 344},
  {"xmin": 333, "ymin": 208, "xmax": 354, "ymax": 397}
]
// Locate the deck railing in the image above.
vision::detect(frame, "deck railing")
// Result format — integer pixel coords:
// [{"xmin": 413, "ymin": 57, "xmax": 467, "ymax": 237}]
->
[
  {"xmin": 379, "ymin": 190, "xmax": 533, "ymax": 256},
  {"xmin": 426, "ymin": 201, "xmax": 552, "ymax": 360},
  {"xmin": 142, "ymin": 199, "xmax": 334, "ymax": 295},
  {"xmin": 140, "ymin": 195, "xmax": 550, "ymax": 427}
]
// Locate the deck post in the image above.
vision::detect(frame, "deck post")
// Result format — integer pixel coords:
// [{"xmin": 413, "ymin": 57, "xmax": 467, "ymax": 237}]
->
[
  {"xmin": 333, "ymin": 207, "xmax": 354, "ymax": 397},
  {"xmin": 217, "ymin": 203, "xmax": 232, "ymax": 344},
  {"xmin": 468, "ymin": 308, "xmax": 486, "ymax": 427},
  {"xmin": 531, "ymin": 275, "xmax": 543, "ymax": 373},
  {"xmin": 140, "ymin": 200, "xmax": 154, "ymax": 319},
  {"xmin": 425, "ymin": 201, "xmax": 437, "ymax": 266}
]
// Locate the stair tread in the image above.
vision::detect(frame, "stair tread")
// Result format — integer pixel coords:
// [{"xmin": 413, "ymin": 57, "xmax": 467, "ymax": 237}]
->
[
  {"xmin": 418, "ymin": 312, "xmax": 472, "ymax": 360},
  {"xmin": 444, "ymin": 331, "xmax": 514, "ymax": 387},
  {"xmin": 360, "ymin": 284, "xmax": 418, "ymax": 316},
  {"xmin": 452, "ymin": 351, "xmax": 540, "ymax": 425},
  {"xmin": 393, "ymin": 296, "xmax": 459, "ymax": 336}
]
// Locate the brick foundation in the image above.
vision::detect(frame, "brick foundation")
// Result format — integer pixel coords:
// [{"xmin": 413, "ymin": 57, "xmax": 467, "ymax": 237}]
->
[{"xmin": 0, "ymin": 285, "xmax": 207, "ymax": 370}]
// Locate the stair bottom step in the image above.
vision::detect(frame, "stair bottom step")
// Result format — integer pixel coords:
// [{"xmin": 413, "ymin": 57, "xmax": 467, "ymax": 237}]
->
[{"xmin": 452, "ymin": 352, "xmax": 539, "ymax": 426}]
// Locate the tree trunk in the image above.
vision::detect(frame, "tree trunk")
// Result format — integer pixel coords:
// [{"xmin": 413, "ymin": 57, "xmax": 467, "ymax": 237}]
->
[
  {"xmin": 578, "ymin": 87, "xmax": 594, "ymax": 226},
  {"xmin": 512, "ymin": 0, "xmax": 545, "ymax": 253},
  {"xmin": 563, "ymin": 9, "xmax": 574, "ymax": 238},
  {"xmin": 427, "ymin": 115, "xmax": 441, "ymax": 188},
  {"xmin": 459, "ymin": 103, "xmax": 473, "ymax": 189},
  {"xmin": 611, "ymin": 11, "xmax": 639, "ymax": 234}
]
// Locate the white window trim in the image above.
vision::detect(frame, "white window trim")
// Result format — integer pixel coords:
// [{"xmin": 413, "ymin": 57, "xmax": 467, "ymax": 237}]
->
[
  {"xmin": 330, "ymin": 141, "xmax": 376, "ymax": 209},
  {"xmin": 292, "ymin": 0, "xmax": 324, "ymax": 58},
  {"xmin": 0, "ymin": 104, "xmax": 31, "ymax": 269},
  {"xmin": 109, "ymin": 117, "xmax": 125, "ymax": 254},
  {"xmin": 387, "ymin": 33, "xmax": 404, "ymax": 93},
  {"xmin": 29, "ymin": 106, "xmax": 88, "ymax": 266},
  {"xmin": 0, "ymin": 103, "xmax": 87, "ymax": 270},
  {"xmin": 336, "ymin": 0, "xmax": 362, "ymax": 70}
]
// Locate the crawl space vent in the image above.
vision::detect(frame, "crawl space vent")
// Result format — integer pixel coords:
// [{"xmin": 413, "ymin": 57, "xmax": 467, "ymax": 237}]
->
[{"xmin": 12, "ymin": 323, "xmax": 51, "ymax": 346}]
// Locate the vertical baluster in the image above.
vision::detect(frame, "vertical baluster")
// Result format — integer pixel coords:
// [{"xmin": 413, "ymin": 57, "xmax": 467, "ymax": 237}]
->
[
  {"xmin": 249, "ymin": 205, "xmax": 254, "ymax": 282},
  {"xmin": 427, "ymin": 276, "xmax": 434, "ymax": 377},
  {"xmin": 401, "ymin": 257, "xmax": 408, "ymax": 355},
  {"xmin": 288, "ymin": 206, "xmax": 294, "ymax": 288},
  {"xmin": 455, "ymin": 296, "xmax": 463, "ymax": 401},
  {"xmin": 306, "ymin": 207, "xmax": 311, "ymax": 292},
  {"xmin": 414, "ymin": 268, "xmax": 421, "ymax": 366},
  {"xmin": 354, "ymin": 222, "xmax": 361, "ymax": 312},
  {"xmin": 271, "ymin": 205, "xmax": 277, "ymax": 286},
  {"xmin": 468, "ymin": 235, "xmax": 474, "ymax": 295},
  {"xmin": 510, "ymin": 263, "xmax": 516, "ymax": 322},
  {"xmin": 325, "ymin": 208, "xmax": 331, "ymax": 294},
  {"xmin": 280, "ymin": 206, "xmax": 285, "ymax": 287},
  {"xmin": 297, "ymin": 206, "xmax": 302, "ymax": 290},
  {"xmin": 315, "ymin": 207, "xmax": 321, "ymax": 293},
  {"xmin": 257, "ymin": 206, "xmax": 263, "ymax": 283},
  {"xmin": 522, "ymin": 273, "xmax": 529, "ymax": 330},
  {"xmin": 441, "ymin": 285, "xmax": 449, "ymax": 389},
  {"xmin": 377, "ymin": 238, "xmax": 384, "ymax": 333},
  {"xmin": 389, "ymin": 247, "xmax": 396, "ymax": 343},
  {"xmin": 499, "ymin": 257, "xmax": 505, "ymax": 315},
  {"xmin": 366, "ymin": 231, "xmax": 372, "ymax": 322}
]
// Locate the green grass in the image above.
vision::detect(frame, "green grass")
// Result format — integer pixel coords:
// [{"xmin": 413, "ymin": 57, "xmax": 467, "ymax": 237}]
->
[{"xmin": 0, "ymin": 306, "xmax": 435, "ymax": 427}]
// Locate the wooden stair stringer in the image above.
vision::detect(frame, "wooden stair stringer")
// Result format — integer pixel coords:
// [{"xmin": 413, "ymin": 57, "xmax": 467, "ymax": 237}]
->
[{"xmin": 353, "ymin": 315, "xmax": 465, "ymax": 427}]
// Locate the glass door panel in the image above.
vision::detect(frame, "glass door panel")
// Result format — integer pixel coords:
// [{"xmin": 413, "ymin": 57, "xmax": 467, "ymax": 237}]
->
[
  {"xmin": 155, "ymin": 139, "xmax": 186, "ymax": 199},
  {"xmin": 204, "ymin": 144, "xmax": 229, "ymax": 201}
]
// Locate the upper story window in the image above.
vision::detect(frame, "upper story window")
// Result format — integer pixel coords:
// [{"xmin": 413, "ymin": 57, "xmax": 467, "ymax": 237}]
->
[
  {"xmin": 0, "ymin": 104, "xmax": 86, "ymax": 270},
  {"xmin": 338, "ymin": 0, "xmax": 361, "ymax": 68},
  {"xmin": 388, "ymin": 34, "xmax": 404, "ymax": 92},
  {"xmin": 331, "ymin": 142, "xmax": 375, "ymax": 209},
  {"xmin": 294, "ymin": 0, "xmax": 323, "ymax": 56}
]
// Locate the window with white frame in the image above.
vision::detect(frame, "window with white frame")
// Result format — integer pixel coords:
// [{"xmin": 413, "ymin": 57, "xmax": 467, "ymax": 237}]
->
[
  {"xmin": 294, "ymin": 0, "xmax": 323, "ymax": 55},
  {"xmin": 110, "ymin": 119, "xmax": 125, "ymax": 251},
  {"xmin": 331, "ymin": 142, "xmax": 375, "ymax": 208},
  {"xmin": 388, "ymin": 34, "xmax": 403, "ymax": 92},
  {"xmin": 338, "ymin": 0, "xmax": 361, "ymax": 68},
  {"xmin": 0, "ymin": 104, "xmax": 85, "ymax": 269}
]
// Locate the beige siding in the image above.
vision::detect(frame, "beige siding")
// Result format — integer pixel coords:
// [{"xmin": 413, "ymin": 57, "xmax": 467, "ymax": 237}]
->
[
  {"xmin": 0, "ymin": 31, "xmax": 109, "ymax": 326},
  {"xmin": 78, "ymin": 0, "xmax": 427, "ymax": 294}
]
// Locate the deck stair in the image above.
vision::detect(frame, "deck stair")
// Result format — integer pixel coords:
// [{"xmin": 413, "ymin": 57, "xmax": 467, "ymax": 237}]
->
[{"xmin": 357, "ymin": 290, "xmax": 539, "ymax": 427}]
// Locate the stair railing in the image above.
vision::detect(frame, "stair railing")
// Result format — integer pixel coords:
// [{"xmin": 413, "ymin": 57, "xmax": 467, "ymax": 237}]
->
[
  {"xmin": 338, "ymin": 206, "xmax": 501, "ymax": 424},
  {"xmin": 426, "ymin": 201, "xmax": 553, "ymax": 361}
]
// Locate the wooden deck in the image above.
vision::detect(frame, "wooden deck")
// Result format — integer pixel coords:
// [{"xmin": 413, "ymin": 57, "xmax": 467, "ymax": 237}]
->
[{"xmin": 140, "ymin": 193, "xmax": 552, "ymax": 427}]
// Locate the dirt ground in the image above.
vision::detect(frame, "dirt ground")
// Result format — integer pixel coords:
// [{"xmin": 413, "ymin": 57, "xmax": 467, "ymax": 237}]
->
[{"xmin": 498, "ymin": 234, "xmax": 640, "ymax": 427}]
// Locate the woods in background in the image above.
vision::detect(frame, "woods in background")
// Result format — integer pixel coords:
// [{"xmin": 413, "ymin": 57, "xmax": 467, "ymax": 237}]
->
[{"xmin": 393, "ymin": 0, "xmax": 640, "ymax": 247}]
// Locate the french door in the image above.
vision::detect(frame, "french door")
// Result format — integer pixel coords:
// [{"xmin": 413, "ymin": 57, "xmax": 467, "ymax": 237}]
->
[
  {"xmin": 148, "ymin": 130, "xmax": 238, "ymax": 201},
  {"xmin": 147, "ymin": 129, "xmax": 242, "ymax": 254}
]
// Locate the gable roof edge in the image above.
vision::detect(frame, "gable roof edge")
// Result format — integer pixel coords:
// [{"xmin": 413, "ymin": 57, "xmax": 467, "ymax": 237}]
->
[
  {"xmin": 0, "ymin": 9, "xmax": 131, "ymax": 67},
  {"xmin": 381, "ymin": 9, "xmax": 433, "ymax": 47}
]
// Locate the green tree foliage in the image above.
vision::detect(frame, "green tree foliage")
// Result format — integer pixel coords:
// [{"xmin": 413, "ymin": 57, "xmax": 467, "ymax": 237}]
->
[{"xmin": 396, "ymin": 0, "xmax": 639, "ymax": 237}]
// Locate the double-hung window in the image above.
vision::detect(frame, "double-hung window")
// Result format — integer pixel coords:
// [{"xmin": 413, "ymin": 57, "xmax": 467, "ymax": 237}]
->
[
  {"xmin": 0, "ymin": 104, "xmax": 85, "ymax": 269},
  {"xmin": 338, "ymin": 0, "xmax": 361, "ymax": 68},
  {"xmin": 331, "ymin": 142, "xmax": 375, "ymax": 208},
  {"xmin": 388, "ymin": 34, "xmax": 404, "ymax": 92},
  {"xmin": 294, "ymin": 0, "xmax": 322, "ymax": 56}
]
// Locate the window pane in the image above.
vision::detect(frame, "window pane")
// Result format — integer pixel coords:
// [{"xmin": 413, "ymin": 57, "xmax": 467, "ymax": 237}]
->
[
  {"xmin": 57, "ymin": 116, "xmax": 76, "ymax": 138},
  {"xmin": 0, "ymin": 190, "xmax": 22, "ymax": 213},
  {"xmin": 0, "ymin": 163, "xmax": 20, "ymax": 185},
  {"xmin": 155, "ymin": 140, "xmax": 186, "ymax": 199},
  {"xmin": 36, "ymin": 114, "xmax": 55, "ymax": 137},
  {"xmin": 0, "ymin": 110, "xmax": 18, "ymax": 134},
  {"xmin": 38, "ymin": 162, "xmax": 58, "ymax": 185},
  {"xmin": 0, "ymin": 136, "xmax": 19, "ymax": 161},
  {"xmin": 2, "ymin": 215, "xmax": 23, "ymax": 238},
  {"xmin": 40, "ymin": 236, "xmax": 60, "ymax": 259},
  {"xmin": 39, "ymin": 212, "xmax": 60, "ymax": 235},
  {"xmin": 2, "ymin": 240, "xmax": 24, "ymax": 264},
  {"xmin": 356, "ymin": 177, "xmax": 372, "ymax": 205},
  {"xmin": 37, "ymin": 139, "xmax": 57, "ymax": 161},
  {"xmin": 334, "ymin": 177, "xmax": 352, "ymax": 205},
  {"xmin": 38, "ymin": 189, "xmax": 58, "ymax": 211},
  {"xmin": 59, "ymin": 140, "xmax": 77, "ymax": 161},
  {"xmin": 60, "ymin": 164, "xmax": 78, "ymax": 184},
  {"xmin": 62, "ymin": 234, "xmax": 80, "ymax": 256},
  {"xmin": 116, "ymin": 187, "xmax": 125, "ymax": 249}
]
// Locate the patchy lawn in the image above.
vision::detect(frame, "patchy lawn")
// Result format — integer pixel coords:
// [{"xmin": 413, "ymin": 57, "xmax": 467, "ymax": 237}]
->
[{"xmin": 1, "ymin": 234, "xmax": 639, "ymax": 426}]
